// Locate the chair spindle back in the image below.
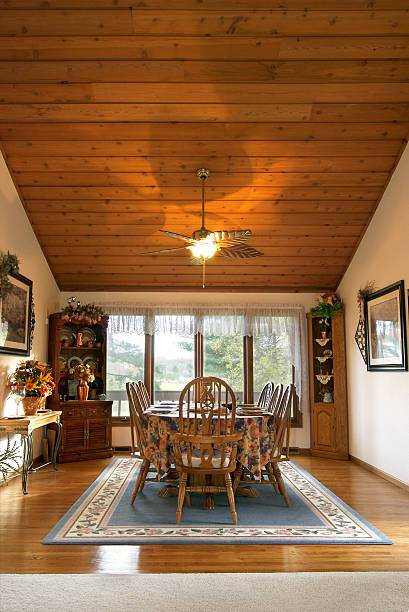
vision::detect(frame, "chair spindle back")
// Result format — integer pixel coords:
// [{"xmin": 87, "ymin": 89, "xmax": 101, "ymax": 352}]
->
[
  {"xmin": 271, "ymin": 384, "xmax": 294, "ymax": 460},
  {"xmin": 257, "ymin": 381, "xmax": 273, "ymax": 409},
  {"xmin": 178, "ymin": 376, "xmax": 236, "ymax": 436}
]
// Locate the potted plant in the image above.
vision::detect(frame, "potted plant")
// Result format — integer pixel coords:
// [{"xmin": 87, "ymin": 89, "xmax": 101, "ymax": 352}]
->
[
  {"xmin": 7, "ymin": 359, "xmax": 55, "ymax": 415},
  {"xmin": 70, "ymin": 363, "xmax": 95, "ymax": 401},
  {"xmin": 310, "ymin": 293, "xmax": 343, "ymax": 338}
]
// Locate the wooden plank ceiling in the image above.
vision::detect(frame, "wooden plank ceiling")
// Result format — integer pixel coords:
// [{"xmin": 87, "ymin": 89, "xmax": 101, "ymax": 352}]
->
[{"xmin": 0, "ymin": 1, "xmax": 408, "ymax": 292}]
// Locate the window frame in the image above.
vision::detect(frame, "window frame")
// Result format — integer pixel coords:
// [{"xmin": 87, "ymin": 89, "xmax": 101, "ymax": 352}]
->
[{"xmin": 111, "ymin": 325, "xmax": 302, "ymax": 428}]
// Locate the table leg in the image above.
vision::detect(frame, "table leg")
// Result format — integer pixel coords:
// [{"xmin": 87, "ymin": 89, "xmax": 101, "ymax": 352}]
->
[
  {"xmin": 21, "ymin": 433, "xmax": 33, "ymax": 495},
  {"xmin": 52, "ymin": 422, "xmax": 63, "ymax": 470}
]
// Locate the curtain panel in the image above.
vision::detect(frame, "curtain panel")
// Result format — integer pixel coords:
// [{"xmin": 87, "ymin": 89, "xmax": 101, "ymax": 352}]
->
[{"xmin": 107, "ymin": 304, "xmax": 309, "ymax": 413}]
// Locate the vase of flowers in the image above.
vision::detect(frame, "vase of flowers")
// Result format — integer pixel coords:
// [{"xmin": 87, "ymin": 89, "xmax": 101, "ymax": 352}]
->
[
  {"xmin": 7, "ymin": 359, "xmax": 55, "ymax": 416},
  {"xmin": 70, "ymin": 364, "xmax": 95, "ymax": 401}
]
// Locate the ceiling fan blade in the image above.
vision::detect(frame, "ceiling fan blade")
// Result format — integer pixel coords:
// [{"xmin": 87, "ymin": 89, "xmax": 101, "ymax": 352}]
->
[
  {"xmin": 211, "ymin": 229, "xmax": 252, "ymax": 244},
  {"xmin": 140, "ymin": 246, "xmax": 189, "ymax": 255},
  {"xmin": 160, "ymin": 230, "xmax": 195, "ymax": 244},
  {"xmin": 217, "ymin": 244, "xmax": 264, "ymax": 259}
]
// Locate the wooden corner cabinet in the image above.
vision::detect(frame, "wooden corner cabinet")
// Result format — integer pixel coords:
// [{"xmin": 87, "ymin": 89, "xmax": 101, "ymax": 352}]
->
[
  {"xmin": 47, "ymin": 313, "xmax": 113, "ymax": 463},
  {"xmin": 307, "ymin": 310, "xmax": 348, "ymax": 460}
]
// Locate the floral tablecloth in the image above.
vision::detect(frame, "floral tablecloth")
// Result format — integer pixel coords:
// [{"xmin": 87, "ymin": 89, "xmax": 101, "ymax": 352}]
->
[{"xmin": 142, "ymin": 411, "xmax": 276, "ymax": 480}]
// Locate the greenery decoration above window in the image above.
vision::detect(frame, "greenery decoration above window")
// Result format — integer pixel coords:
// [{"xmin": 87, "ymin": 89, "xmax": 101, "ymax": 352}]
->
[{"xmin": 61, "ymin": 303, "xmax": 106, "ymax": 324}]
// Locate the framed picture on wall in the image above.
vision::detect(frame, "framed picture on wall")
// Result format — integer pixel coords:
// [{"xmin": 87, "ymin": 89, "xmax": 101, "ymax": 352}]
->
[
  {"xmin": 0, "ymin": 272, "xmax": 33, "ymax": 356},
  {"xmin": 364, "ymin": 280, "xmax": 407, "ymax": 371}
]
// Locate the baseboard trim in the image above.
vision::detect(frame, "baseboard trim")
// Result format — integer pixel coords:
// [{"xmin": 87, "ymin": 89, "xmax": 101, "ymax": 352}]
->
[
  {"xmin": 289, "ymin": 447, "xmax": 311, "ymax": 456},
  {"xmin": 350, "ymin": 455, "xmax": 409, "ymax": 493}
]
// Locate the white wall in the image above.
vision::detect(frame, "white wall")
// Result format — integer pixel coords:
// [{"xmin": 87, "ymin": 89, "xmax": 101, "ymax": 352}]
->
[
  {"xmin": 338, "ymin": 144, "xmax": 409, "ymax": 486},
  {"xmin": 61, "ymin": 290, "xmax": 316, "ymax": 449},
  {"xmin": 0, "ymin": 153, "xmax": 60, "ymax": 457}
]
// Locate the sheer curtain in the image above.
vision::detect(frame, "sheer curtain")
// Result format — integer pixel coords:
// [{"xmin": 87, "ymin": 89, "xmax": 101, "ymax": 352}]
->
[{"xmin": 108, "ymin": 303, "xmax": 309, "ymax": 413}]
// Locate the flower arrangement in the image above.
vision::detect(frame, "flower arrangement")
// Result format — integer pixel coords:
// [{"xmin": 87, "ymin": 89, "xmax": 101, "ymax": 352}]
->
[
  {"xmin": 310, "ymin": 293, "xmax": 343, "ymax": 330},
  {"xmin": 7, "ymin": 358, "xmax": 55, "ymax": 398},
  {"xmin": 70, "ymin": 363, "xmax": 95, "ymax": 383},
  {"xmin": 61, "ymin": 302, "xmax": 105, "ymax": 324}
]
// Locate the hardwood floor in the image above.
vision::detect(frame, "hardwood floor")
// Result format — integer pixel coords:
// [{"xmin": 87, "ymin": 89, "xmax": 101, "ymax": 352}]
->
[{"xmin": 1, "ymin": 454, "xmax": 408, "ymax": 574}]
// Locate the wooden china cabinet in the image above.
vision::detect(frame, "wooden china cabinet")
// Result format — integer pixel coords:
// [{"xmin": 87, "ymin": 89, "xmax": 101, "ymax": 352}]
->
[
  {"xmin": 47, "ymin": 313, "xmax": 113, "ymax": 463},
  {"xmin": 307, "ymin": 310, "xmax": 348, "ymax": 460}
]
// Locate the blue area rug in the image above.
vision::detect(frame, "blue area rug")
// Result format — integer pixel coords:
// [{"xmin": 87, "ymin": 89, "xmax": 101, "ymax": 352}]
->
[{"xmin": 43, "ymin": 458, "xmax": 392, "ymax": 545}]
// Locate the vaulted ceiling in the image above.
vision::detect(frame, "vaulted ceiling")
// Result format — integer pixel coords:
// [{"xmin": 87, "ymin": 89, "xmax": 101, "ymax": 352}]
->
[{"xmin": 0, "ymin": 1, "xmax": 408, "ymax": 292}]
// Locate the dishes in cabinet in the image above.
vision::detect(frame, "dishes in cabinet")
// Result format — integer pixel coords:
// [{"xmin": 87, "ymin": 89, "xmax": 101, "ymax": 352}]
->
[
  {"xmin": 78, "ymin": 327, "xmax": 97, "ymax": 347},
  {"xmin": 60, "ymin": 326, "xmax": 75, "ymax": 347},
  {"xmin": 323, "ymin": 349, "xmax": 333, "ymax": 357},
  {"xmin": 68, "ymin": 356, "xmax": 83, "ymax": 370},
  {"xmin": 83, "ymin": 355, "xmax": 99, "ymax": 372}
]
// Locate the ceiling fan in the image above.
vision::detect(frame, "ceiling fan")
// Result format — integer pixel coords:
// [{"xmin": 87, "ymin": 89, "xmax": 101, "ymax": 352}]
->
[{"xmin": 140, "ymin": 168, "xmax": 264, "ymax": 287}]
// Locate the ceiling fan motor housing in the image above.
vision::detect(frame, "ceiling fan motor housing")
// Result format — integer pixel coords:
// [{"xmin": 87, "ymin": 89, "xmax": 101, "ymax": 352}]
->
[{"xmin": 192, "ymin": 228, "xmax": 212, "ymax": 240}]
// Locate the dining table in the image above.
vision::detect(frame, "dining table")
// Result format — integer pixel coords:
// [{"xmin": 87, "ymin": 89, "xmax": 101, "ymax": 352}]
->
[{"xmin": 141, "ymin": 403, "xmax": 277, "ymax": 506}]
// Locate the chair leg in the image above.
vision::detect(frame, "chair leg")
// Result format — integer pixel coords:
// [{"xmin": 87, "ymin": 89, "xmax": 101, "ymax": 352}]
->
[
  {"xmin": 138, "ymin": 459, "xmax": 152, "ymax": 493},
  {"xmin": 233, "ymin": 463, "xmax": 243, "ymax": 493},
  {"xmin": 130, "ymin": 457, "xmax": 149, "ymax": 504},
  {"xmin": 272, "ymin": 463, "xmax": 290, "ymax": 507},
  {"xmin": 265, "ymin": 462, "xmax": 280, "ymax": 495},
  {"xmin": 176, "ymin": 472, "xmax": 188, "ymax": 524},
  {"xmin": 225, "ymin": 472, "xmax": 238, "ymax": 525}
]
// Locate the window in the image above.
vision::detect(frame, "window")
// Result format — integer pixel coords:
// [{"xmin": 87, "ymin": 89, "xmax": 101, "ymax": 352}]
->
[
  {"xmin": 106, "ymin": 309, "xmax": 304, "ymax": 426},
  {"xmin": 154, "ymin": 316, "xmax": 194, "ymax": 402},
  {"xmin": 106, "ymin": 316, "xmax": 145, "ymax": 417},
  {"xmin": 204, "ymin": 334, "xmax": 244, "ymax": 401},
  {"xmin": 253, "ymin": 331, "xmax": 293, "ymax": 403}
]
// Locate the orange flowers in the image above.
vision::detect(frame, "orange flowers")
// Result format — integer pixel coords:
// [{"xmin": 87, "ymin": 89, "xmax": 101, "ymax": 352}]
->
[
  {"xmin": 7, "ymin": 358, "xmax": 55, "ymax": 398},
  {"xmin": 70, "ymin": 363, "xmax": 95, "ymax": 383}
]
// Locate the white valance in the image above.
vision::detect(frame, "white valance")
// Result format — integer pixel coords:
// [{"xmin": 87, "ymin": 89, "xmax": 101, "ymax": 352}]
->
[
  {"xmin": 108, "ymin": 303, "xmax": 304, "ymax": 335},
  {"xmin": 107, "ymin": 303, "xmax": 309, "ymax": 413}
]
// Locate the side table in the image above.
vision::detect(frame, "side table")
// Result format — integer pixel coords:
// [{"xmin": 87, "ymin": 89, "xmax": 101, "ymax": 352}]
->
[{"xmin": 0, "ymin": 411, "xmax": 62, "ymax": 494}]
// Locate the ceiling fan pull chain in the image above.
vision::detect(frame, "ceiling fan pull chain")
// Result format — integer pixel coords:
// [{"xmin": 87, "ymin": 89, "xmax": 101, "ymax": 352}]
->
[{"xmin": 202, "ymin": 258, "xmax": 206, "ymax": 289}]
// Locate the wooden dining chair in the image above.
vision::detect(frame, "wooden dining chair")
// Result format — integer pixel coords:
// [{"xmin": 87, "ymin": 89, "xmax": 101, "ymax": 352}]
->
[
  {"xmin": 267, "ymin": 383, "xmax": 284, "ymax": 413},
  {"xmin": 137, "ymin": 380, "xmax": 151, "ymax": 410},
  {"xmin": 257, "ymin": 381, "xmax": 273, "ymax": 409},
  {"xmin": 263, "ymin": 384, "xmax": 294, "ymax": 507},
  {"xmin": 126, "ymin": 381, "xmax": 142, "ymax": 458},
  {"xmin": 126, "ymin": 381, "xmax": 160, "ymax": 503},
  {"xmin": 173, "ymin": 376, "xmax": 243, "ymax": 524},
  {"xmin": 233, "ymin": 384, "xmax": 294, "ymax": 506}
]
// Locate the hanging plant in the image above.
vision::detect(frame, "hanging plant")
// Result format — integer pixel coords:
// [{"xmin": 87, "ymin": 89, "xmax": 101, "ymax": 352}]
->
[
  {"xmin": 355, "ymin": 281, "xmax": 376, "ymax": 365},
  {"xmin": 0, "ymin": 251, "xmax": 20, "ymax": 297},
  {"xmin": 61, "ymin": 302, "xmax": 106, "ymax": 324},
  {"xmin": 356, "ymin": 280, "xmax": 376, "ymax": 320}
]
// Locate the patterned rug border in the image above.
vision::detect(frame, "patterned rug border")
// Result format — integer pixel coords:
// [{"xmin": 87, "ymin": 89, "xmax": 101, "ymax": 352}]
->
[{"xmin": 43, "ymin": 458, "xmax": 392, "ymax": 546}]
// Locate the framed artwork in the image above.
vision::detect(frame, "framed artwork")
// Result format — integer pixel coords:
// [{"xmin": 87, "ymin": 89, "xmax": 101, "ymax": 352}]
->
[
  {"xmin": 364, "ymin": 280, "xmax": 407, "ymax": 372},
  {"xmin": 0, "ymin": 272, "xmax": 33, "ymax": 356}
]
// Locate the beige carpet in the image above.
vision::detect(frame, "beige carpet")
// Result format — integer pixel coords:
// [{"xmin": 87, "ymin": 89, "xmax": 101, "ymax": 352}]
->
[{"xmin": 1, "ymin": 573, "xmax": 408, "ymax": 612}]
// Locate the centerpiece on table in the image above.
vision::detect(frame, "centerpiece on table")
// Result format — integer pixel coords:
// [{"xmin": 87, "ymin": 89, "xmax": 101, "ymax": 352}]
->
[
  {"xmin": 7, "ymin": 359, "xmax": 55, "ymax": 415},
  {"xmin": 70, "ymin": 363, "xmax": 95, "ymax": 401},
  {"xmin": 310, "ymin": 293, "xmax": 343, "ymax": 338}
]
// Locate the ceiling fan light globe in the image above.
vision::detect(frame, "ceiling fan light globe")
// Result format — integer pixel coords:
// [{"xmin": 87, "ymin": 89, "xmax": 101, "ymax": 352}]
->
[{"xmin": 188, "ymin": 236, "xmax": 218, "ymax": 260}]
